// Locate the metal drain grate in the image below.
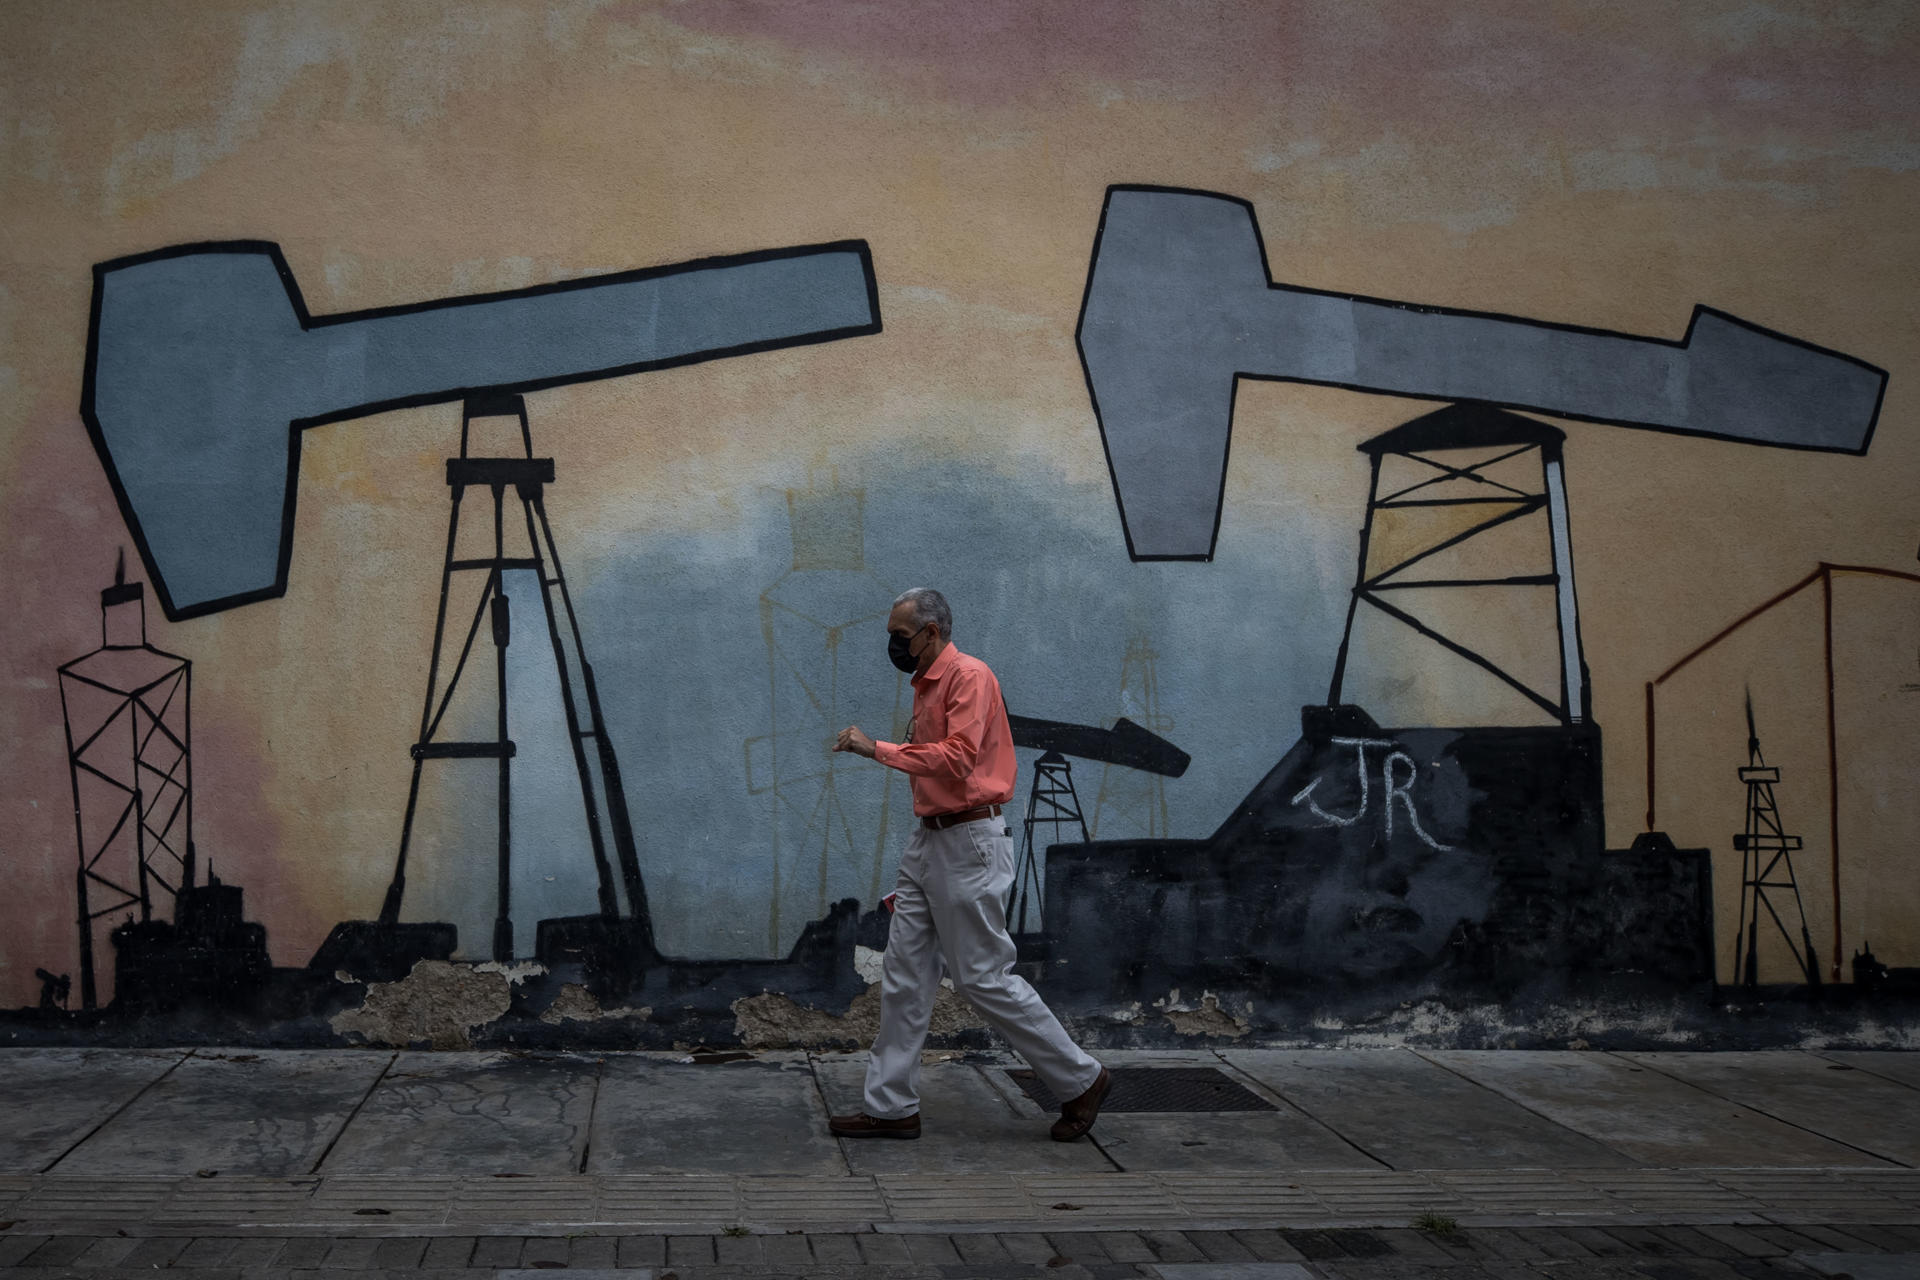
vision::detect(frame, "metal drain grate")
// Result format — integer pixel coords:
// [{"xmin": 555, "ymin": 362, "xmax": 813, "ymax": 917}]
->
[{"xmin": 1005, "ymin": 1067, "xmax": 1277, "ymax": 1113}]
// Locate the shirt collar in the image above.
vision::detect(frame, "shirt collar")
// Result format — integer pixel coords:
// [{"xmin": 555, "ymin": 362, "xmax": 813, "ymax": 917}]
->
[{"xmin": 912, "ymin": 642, "xmax": 961, "ymax": 686}]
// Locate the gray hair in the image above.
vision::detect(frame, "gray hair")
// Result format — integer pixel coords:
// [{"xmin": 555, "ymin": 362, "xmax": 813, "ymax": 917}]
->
[{"xmin": 892, "ymin": 587, "xmax": 952, "ymax": 640}]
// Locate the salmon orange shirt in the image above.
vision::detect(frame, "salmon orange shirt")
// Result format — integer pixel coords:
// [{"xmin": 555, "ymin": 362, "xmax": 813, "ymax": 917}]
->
[{"xmin": 872, "ymin": 644, "xmax": 1017, "ymax": 817}]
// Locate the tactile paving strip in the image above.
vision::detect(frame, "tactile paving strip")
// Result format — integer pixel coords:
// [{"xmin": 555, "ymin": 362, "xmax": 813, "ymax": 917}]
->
[
  {"xmin": 1, "ymin": 1168, "xmax": 1916, "ymax": 1233},
  {"xmin": 1005, "ymin": 1067, "xmax": 1278, "ymax": 1113}
]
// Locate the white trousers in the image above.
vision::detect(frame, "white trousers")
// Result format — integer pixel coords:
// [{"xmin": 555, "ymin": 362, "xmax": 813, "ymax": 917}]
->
[{"xmin": 862, "ymin": 818, "xmax": 1102, "ymax": 1119}]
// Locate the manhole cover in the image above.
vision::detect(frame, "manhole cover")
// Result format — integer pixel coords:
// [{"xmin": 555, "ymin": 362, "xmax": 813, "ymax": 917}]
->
[{"xmin": 1005, "ymin": 1067, "xmax": 1277, "ymax": 1113}]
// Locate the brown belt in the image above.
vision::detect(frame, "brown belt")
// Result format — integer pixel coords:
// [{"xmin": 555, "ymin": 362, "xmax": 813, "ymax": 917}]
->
[{"xmin": 921, "ymin": 803, "xmax": 1002, "ymax": 831}]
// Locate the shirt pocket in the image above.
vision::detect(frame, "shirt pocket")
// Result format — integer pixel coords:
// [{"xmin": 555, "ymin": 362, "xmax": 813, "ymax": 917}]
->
[{"xmin": 917, "ymin": 693, "xmax": 946, "ymax": 744}]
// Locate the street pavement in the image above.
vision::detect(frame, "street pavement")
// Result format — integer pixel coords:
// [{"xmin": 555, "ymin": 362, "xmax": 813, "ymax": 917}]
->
[{"xmin": 0, "ymin": 1046, "xmax": 1916, "ymax": 1279}]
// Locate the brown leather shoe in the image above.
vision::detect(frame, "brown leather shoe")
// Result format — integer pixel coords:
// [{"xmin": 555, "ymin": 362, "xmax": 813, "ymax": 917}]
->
[
  {"xmin": 829, "ymin": 1111, "xmax": 921, "ymax": 1140},
  {"xmin": 1050, "ymin": 1066, "xmax": 1111, "ymax": 1142}
]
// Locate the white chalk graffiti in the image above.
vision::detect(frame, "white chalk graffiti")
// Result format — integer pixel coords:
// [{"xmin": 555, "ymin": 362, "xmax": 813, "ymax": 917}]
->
[{"xmin": 1289, "ymin": 737, "xmax": 1453, "ymax": 850}]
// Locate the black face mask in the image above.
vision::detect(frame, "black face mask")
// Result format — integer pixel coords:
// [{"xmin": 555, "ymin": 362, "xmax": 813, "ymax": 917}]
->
[{"xmin": 888, "ymin": 625, "xmax": 927, "ymax": 673}]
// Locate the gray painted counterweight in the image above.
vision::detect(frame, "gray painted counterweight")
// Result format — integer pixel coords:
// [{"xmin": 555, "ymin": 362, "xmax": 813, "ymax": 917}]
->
[
  {"xmin": 1076, "ymin": 186, "xmax": 1886, "ymax": 560},
  {"xmin": 85, "ymin": 241, "xmax": 879, "ymax": 617}
]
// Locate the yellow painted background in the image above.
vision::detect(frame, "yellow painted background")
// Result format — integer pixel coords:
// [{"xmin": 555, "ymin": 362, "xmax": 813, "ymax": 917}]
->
[{"xmin": 3, "ymin": 0, "xmax": 1917, "ymax": 1006}]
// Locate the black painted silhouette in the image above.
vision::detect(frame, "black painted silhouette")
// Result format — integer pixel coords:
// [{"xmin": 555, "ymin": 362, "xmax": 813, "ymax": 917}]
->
[
  {"xmin": 336, "ymin": 392, "xmax": 651, "ymax": 972},
  {"xmin": 1005, "ymin": 713, "xmax": 1190, "ymax": 935},
  {"xmin": 34, "ymin": 969, "xmax": 70, "ymax": 1011},
  {"xmin": 1327, "ymin": 406, "xmax": 1589, "ymax": 726},
  {"xmin": 1644, "ymin": 562, "xmax": 1920, "ymax": 983},
  {"xmin": 1853, "ymin": 943, "xmax": 1920, "ymax": 994},
  {"xmin": 57, "ymin": 552, "xmax": 197, "ymax": 1009},
  {"xmin": 1733, "ymin": 696, "xmax": 1822, "ymax": 988}
]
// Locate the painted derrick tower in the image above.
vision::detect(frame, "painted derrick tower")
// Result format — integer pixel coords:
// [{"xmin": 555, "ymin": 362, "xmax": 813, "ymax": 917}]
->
[{"xmin": 59, "ymin": 556, "xmax": 269, "ymax": 1013}]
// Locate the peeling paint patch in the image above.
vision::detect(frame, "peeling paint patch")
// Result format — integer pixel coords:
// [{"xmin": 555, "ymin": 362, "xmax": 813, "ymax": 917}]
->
[
  {"xmin": 1290, "ymin": 995, "xmax": 1713, "ymax": 1050},
  {"xmin": 473, "ymin": 960, "xmax": 548, "ymax": 985},
  {"xmin": 539, "ymin": 982, "xmax": 650, "ymax": 1026},
  {"xmin": 330, "ymin": 960, "xmax": 512, "ymax": 1049},
  {"xmin": 853, "ymin": 944, "xmax": 958, "ymax": 991},
  {"xmin": 1161, "ymin": 991, "xmax": 1251, "ymax": 1039},
  {"xmin": 731, "ymin": 983, "xmax": 985, "ymax": 1049},
  {"xmin": 1090, "ymin": 1001, "xmax": 1149, "ymax": 1027}
]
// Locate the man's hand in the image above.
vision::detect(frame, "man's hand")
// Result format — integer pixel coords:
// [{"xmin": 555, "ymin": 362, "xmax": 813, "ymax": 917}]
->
[{"xmin": 833, "ymin": 725, "xmax": 877, "ymax": 758}]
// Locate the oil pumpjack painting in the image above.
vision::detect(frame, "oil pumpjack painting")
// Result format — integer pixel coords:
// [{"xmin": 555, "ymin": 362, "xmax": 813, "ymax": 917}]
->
[{"xmin": 1042, "ymin": 186, "xmax": 1888, "ymax": 1027}]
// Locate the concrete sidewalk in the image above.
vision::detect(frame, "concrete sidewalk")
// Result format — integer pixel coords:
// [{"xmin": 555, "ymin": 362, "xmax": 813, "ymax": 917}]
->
[{"xmin": 1, "ymin": 1046, "xmax": 1917, "ymax": 1278}]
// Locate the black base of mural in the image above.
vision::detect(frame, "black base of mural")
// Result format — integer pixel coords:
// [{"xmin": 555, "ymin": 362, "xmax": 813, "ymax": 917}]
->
[
  {"xmin": 8, "ymin": 705, "xmax": 1918, "ymax": 1048},
  {"xmin": 0, "ymin": 898, "xmax": 870, "ymax": 1050},
  {"xmin": 1852, "ymin": 945, "xmax": 1920, "ymax": 995},
  {"xmin": 1046, "ymin": 982, "xmax": 1920, "ymax": 1052},
  {"xmin": 309, "ymin": 920, "xmax": 459, "ymax": 983},
  {"xmin": 8, "ymin": 976, "xmax": 1920, "ymax": 1052},
  {"xmin": 529, "ymin": 898, "xmax": 863, "ymax": 1012},
  {"xmin": 106, "ymin": 875, "xmax": 272, "ymax": 1015},
  {"xmin": 517, "ymin": 898, "xmax": 867, "ymax": 1045},
  {"xmin": 1041, "ymin": 706, "xmax": 1635, "ymax": 1006}
]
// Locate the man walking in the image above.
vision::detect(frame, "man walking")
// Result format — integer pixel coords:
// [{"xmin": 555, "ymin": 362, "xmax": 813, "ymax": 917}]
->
[{"xmin": 830, "ymin": 588, "xmax": 1110, "ymax": 1142}]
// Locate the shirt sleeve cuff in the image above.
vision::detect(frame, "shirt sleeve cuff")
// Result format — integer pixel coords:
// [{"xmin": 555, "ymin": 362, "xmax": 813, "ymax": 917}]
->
[{"xmin": 872, "ymin": 741, "xmax": 903, "ymax": 768}]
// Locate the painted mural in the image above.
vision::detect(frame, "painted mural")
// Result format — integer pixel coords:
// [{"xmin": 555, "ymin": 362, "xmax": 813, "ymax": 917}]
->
[{"xmin": 3, "ymin": 0, "xmax": 1917, "ymax": 1050}]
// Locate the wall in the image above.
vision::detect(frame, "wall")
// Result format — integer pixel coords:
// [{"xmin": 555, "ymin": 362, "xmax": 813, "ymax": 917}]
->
[{"xmin": 2, "ymin": 0, "xmax": 1916, "ymax": 1049}]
